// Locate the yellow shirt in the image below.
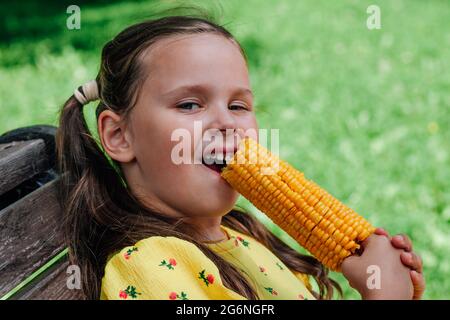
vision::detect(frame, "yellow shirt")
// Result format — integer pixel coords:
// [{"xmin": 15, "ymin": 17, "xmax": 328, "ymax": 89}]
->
[{"xmin": 100, "ymin": 225, "xmax": 315, "ymax": 300}]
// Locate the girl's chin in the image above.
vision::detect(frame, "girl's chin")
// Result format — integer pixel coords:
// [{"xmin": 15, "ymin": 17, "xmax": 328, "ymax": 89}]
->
[
  {"xmin": 197, "ymin": 200, "xmax": 238, "ymax": 217},
  {"xmin": 195, "ymin": 174, "xmax": 238, "ymax": 206},
  {"xmin": 176, "ymin": 164, "xmax": 238, "ymax": 208}
]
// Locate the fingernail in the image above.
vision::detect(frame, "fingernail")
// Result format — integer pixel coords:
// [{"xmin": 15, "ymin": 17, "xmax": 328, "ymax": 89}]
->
[
  {"xmin": 393, "ymin": 235, "xmax": 403, "ymax": 242},
  {"xmin": 403, "ymin": 252, "xmax": 412, "ymax": 261}
]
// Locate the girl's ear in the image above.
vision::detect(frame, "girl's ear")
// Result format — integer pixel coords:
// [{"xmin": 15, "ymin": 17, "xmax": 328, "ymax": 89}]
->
[{"xmin": 98, "ymin": 110, "xmax": 135, "ymax": 163}]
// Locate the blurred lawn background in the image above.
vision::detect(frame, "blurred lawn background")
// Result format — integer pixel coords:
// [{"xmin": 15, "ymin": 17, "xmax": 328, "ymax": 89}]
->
[{"xmin": 0, "ymin": 0, "xmax": 449, "ymax": 299}]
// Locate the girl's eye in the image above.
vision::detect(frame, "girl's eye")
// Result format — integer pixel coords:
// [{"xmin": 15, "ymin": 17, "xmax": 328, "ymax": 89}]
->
[
  {"xmin": 229, "ymin": 104, "xmax": 248, "ymax": 111},
  {"xmin": 176, "ymin": 102, "xmax": 201, "ymax": 111}
]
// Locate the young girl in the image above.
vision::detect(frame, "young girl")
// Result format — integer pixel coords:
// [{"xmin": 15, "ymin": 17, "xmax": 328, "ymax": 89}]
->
[{"xmin": 56, "ymin": 15, "xmax": 425, "ymax": 300}]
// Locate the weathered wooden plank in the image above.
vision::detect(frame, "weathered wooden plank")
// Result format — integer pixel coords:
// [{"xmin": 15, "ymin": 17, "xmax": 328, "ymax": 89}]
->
[
  {"xmin": 13, "ymin": 258, "xmax": 85, "ymax": 300},
  {"xmin": 0, "ymin": 179, "xmax": 65, "ymax": 297},
  {"xmin": 0, "ymin": 139, "xmax": 49, "ymax": 195},
  {"xmin": 0, "ymin": 125, "xmax": 57, "ymax": 168}
]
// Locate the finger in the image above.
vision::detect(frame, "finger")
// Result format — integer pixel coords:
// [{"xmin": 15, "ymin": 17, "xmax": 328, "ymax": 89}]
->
[
  {"xmin": 391, "ymin": 234, "xmax": 413, "ymax": 252},
  {"xmin": 401, "ymin": 252, "xmax": 423, "ymax": 273},
  {"xmin": 360, "ymin": 233, "xmax": 376, "ymax": 248},
  {"xmin": 374, "ymin": 227, "xmax": 390, "ymax": 238},
  {"xmin": 360, "ymin": 233, "xmax": 390, "ymax": 251},
  {"xmin": 411, "ymin": 270, "xmax": 425, "ymax": 300}
]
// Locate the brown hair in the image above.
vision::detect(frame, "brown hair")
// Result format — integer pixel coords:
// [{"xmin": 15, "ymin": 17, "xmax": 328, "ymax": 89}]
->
[{"xmin": 56, "ymin": 15, "xmax": 341, "ymax": 300}]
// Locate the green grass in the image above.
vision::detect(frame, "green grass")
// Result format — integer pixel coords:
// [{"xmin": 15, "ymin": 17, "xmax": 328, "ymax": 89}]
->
[{"xmin": 1, "ymin": 0, "xmax": 449, "ymax": 299}]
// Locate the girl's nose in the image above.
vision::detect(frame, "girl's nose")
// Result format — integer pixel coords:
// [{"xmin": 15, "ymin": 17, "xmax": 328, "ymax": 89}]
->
[{"xmin": 207, "ymin": 104, "xmax": 237, "ymax": 132}]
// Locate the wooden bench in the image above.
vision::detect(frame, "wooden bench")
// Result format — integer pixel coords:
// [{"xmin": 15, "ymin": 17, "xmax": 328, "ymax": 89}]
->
[{"xmin": 0, "ymin": 125, "xmax": 84, "ymax": 300}]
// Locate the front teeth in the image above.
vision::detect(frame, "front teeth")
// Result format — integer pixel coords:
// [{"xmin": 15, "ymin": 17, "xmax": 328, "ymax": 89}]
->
[
  {"xmin": 224, "ymin": 154, "xmax": 234, "ymax": 163},
  {"xmin": 203, "ymin": 153, "xmax": 230, "ymax": 165}
]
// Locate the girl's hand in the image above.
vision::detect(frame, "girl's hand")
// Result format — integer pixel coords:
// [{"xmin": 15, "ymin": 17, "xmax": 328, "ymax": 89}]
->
[
  {"xmin": 374, "ymin": 228, "xmax": 425, "ymax": 299},
  {"xmin": 341, "ymin": 234, "xmax": 414, "ymax": 299}
]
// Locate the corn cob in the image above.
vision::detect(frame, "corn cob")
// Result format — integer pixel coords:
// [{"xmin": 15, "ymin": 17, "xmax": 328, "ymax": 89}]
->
[{"xmin": 221, "ymin": 137, "xmax": 375, "ymax": 271}]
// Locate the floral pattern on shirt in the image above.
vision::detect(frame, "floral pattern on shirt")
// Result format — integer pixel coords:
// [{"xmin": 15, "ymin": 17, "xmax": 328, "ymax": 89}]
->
[
  {"xmin": 119, "ymin": 285, "xmax": 141, "ymax": 299},
  {"xmin": 159, "ymin": 258, "xmax": 177, "ymax": 270},
  {"xmin": 198, "ymin": 269, "xmax": 215, "ymax": 286},
  {"xmin": 276, "ymin": 262, "xmax": 284, "ymax": 270},
  {"xmin": 259, "ymin": 266, "xmax": 268, "ymax": 276},
  {"xmin": 102, "ymin": 225, "xmax": 315, "ymax": 300},
  {"xmin": 169, "ymin": 291, "xmax": 188, "ymax": 300},
  {"xmin": 123, "ymin": 247, "xmax": 138, "ymax": 260},
  {"xmin": 264, "ymin": 287, "xmax": 278, "ymax": 296},
  {"xmin": 236, "ymin": 236, "xmax": 250, "ymax": 248}
]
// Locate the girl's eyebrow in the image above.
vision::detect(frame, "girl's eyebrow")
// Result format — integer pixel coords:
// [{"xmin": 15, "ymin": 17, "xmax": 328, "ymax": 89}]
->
[{"xmin": 161, "ymin": 84, "xmax": 254, "ymax": 98}]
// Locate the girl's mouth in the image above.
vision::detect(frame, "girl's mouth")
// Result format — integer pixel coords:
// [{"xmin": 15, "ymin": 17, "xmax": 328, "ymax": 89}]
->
[
  {"xmin": 202, "ymin": 161, "xmax": 226, "ymax": 174},
  {"xmin": 201, "ymin": 153, "xmax": 232, "ymax": 174},
  {"xmin": 202, "ymin": 157, "xmax": 227, "ymax": 174}
]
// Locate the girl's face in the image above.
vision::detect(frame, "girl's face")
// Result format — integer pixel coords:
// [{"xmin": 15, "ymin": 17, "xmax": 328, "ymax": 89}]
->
[{"xmin": 116, "ymin": 33, "xmax": 257, "ymax": 219}]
